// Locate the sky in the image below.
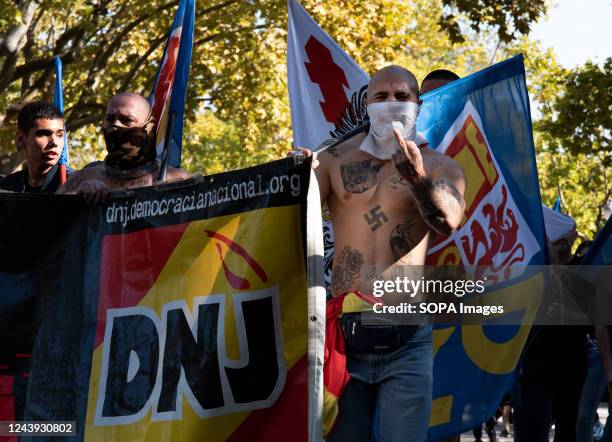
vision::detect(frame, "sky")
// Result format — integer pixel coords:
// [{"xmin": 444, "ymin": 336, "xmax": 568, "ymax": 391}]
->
[{"xmin": 529, "ymin": 0, "xmax": 611, "ymax": 68}]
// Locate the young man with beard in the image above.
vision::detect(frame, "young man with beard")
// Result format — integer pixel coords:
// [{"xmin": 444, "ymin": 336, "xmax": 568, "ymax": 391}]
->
[
  {"xmin": 313, "ymin": 65, "xmax": 466, "ymax": 442},
  {"xmin": 0, "ymin": 102, "xmax": 66, "ymax": 193},
  {"xmin": 59, "ymin": 92, "xmax": 188, "ymax": 201}
]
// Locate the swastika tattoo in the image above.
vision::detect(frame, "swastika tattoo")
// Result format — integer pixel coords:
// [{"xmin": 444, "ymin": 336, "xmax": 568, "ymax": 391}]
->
[{"xmin": 363, "ymin": 205, "xmax": 388, "ymax": 231}]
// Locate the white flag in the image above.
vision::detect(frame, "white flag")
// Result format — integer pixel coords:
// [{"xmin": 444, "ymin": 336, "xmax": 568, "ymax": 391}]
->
[{"xmin": 286, "ymin": 0, "xmax": 370, "ymax": 150}]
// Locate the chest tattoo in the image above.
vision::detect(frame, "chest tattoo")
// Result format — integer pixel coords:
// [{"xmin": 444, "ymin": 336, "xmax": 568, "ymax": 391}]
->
[{"xmin": 340, "ymin": 159, "xmax": 384, "ymax": 193}]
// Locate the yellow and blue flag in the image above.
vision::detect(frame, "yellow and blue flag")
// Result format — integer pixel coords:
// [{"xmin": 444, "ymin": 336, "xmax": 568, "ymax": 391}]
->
[{"xmin": 420, "ymin": 55, "xmax": 548, "ymax": 439}]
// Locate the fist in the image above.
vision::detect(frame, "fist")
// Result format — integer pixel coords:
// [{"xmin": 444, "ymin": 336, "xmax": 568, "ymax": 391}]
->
[
  {"xmin": 76, "ymin": 179, "xmax": 110, "ymax": 205},
  {"xmin": 288, "ymin": 147, "xmax": 318, "ymax": 169},
  {"xmin": 391, "ymin": 128, "xmax": 425, "ymax": 181}
]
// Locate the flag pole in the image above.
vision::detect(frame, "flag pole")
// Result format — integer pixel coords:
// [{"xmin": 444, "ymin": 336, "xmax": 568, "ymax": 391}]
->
[
  {"xmin": 53, "ymin": 56, "xmax": 68, "ymax": 185},
  {"xmin": 158, "ymin": 111, "xmax": 176, "ymax": 182},
  {"xmin": 316, "ymin": 122, "xmax": 369, "ymax": 154}
]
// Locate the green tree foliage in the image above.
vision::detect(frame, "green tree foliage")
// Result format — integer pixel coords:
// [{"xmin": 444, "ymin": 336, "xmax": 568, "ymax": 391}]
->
[
  {"xmin": 537, "ymin": 59, "xmax": 611, "ymax": 158},
  {"xmin": 0, "ymin": 0, "xmax": 292, "ymax": 171},
  {"xmin": 537, "ymin": 150, "xmax": 609, "ymax": 238},
  {"xmin": 0, "ymin": 0, "xmax": 607, "ymax": 239},
  {"xmin": 439, "ymin": 0, "xmax": 547, "ymax": 43},
  {"xmin": 0, "ymin": 0, "xmax": 529, "ymax": 175},
  {"xmin": 535, "ymin": 59, "xmax": 611, "ymax": 237},
  {"xmin": 502, "ymin": 40, "xmax": 611, "ymax": 237}
]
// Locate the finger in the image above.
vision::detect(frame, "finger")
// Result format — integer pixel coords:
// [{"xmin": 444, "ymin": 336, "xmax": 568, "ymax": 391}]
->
[
  {"xmin": 288, "ymin": 147, "xmax": 312, "ymax": 157},
  {"xmin": 87, "ymin": 187, "xmax": 96, "ymax": 205},
  {"xmin": 297, "ymin": 147, "xmax": 312, "ymax": 157},
  {"xmin": 393, "ymin": 128, "xmax": 406, "ymax": 148},
  {"xmin": 95, "ymin": 188, "xmax": 104, "ymax": 205},
  {"xmin": 404, "ymin": 140, "xmax": 420, "ymax": 159},
  {"xmin": 75, "ymin": 183, "xmax": 85, "ymax": 198},
  {"xmin": 394, "ymin": 131, "xmax": 413, "ymax": 161},
  {"xmin": 78, "ymin": 187, "xmax": 90, "ymax": 202}
]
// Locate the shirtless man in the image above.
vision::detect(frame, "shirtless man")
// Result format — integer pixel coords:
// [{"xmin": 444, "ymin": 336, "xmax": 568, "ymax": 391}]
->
[
  {"xmin": 60, "ymin": 92, "xmax": 188, "ymax": 201},
  {"xmin": 315, "ymin": 66, "xmax": 466, "ymax": 442}
]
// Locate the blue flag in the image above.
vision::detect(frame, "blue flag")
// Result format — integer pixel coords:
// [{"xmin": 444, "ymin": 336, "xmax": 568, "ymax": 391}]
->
[
  {"xmin": 583, "ymin": 216, "xmax": 612, "ymax": 265},
  {"xmin": 418, "ymin": 55, "xmax": 548, "ymax": 439},
  {"xmin": 149, "ymin": 0, "xmax": 195, "ymax": 168},
  {"xmin": 53, "ymin": 56, "xmax": 69, "ymax": 168}
]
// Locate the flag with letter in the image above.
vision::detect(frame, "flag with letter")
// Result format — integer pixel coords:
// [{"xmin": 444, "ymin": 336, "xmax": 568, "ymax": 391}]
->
[
  {"xmin": 150, "ymin": 0, "xmax": 195, "ymax": 168},
  {"xmin": 419, "ymin": 55, "xmax": 547, "ymax": 438},
  {"xmin": 0, "ymin": 159, "xmax": 325, "ymax": 441}
]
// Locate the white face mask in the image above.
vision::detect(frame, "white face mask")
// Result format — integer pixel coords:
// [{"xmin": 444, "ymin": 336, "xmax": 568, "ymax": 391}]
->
[{"xmin": 359, "ymin": 101, "xmax": 420, "ymax": 160}]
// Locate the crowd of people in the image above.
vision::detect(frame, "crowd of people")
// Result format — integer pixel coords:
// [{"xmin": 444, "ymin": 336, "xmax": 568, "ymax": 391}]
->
[{"xmin": 0, "ymin": 64, "xmax": 610, "ymax": 442}]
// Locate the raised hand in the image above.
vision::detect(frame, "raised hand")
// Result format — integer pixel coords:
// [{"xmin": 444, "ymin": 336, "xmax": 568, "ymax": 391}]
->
[{"xmin": 391, "ymin": 128, "xmax": 425, "ymax": 182}]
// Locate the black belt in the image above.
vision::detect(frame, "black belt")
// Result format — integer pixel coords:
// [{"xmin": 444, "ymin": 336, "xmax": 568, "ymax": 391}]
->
[{"xmin": 340, "ymin": 312, "xmax": 419, "ymax": 354}]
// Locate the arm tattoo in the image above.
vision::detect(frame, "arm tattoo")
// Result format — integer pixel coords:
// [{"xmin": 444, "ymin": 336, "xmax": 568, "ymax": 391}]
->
[
  {"xmin": 432, "ymin": 179, "xmax": 464, "ymax": 211},
  {"xmin": 394, "ymin": 160, "xmax": 419, "ymax": 181},
  {"xmin": 388, "ymin": 176, "xmax": 408, "ymax": 189},
  {"xmin": 389, "ymin": 220, "xmax": 416, "ymax": 262},
  {"xmin": 340, "ymin": 159, "xmax": 384, "ymax": 193},
  {"xmin": 331, "ymin": 245, "xmax": 364, "ymax": 294},
  {"xmin": 409, "ymin": 177, "xmax": 464, "ymax": 235},
  {"xmin": 425, "ymin": 158, "xmax": 445, "ymax": 171},
  {"xmin": 363, "ymin": 205, "xmax": 388, "ymax": 231}
]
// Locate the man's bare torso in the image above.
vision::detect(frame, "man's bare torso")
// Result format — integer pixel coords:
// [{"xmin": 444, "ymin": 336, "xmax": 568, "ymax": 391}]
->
[
  {"xmin": 318, "ymin": 133, "xmax": 455, "ymax": 297},
  {"xmin": 59, "ymin": 163, "xmax": 189, "ymax": 193}
]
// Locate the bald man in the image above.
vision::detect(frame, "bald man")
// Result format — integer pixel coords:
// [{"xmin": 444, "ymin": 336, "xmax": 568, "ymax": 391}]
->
[
  {"xmin": 60, "ymin": 92, "xmax": 188, "ymax": 202},
  {"xmin": 315, "ymin": 66, "xmax": 466, "ymax": 441}
]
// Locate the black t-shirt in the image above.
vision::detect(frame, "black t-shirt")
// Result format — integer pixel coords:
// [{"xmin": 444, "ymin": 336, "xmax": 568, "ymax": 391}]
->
[{"xmin": 0, "ymin": 164, "xmax": 63, "ymax": 193}]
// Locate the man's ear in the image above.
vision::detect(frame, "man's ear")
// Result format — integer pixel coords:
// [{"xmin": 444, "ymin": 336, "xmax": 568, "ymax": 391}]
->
[{"xmin": 15, "ymin": 130, "xmax": 25, "ymax": 150}]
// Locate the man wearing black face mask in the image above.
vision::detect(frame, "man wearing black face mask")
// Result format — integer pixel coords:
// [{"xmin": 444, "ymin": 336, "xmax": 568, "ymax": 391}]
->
[{"xmin": 59, "ymin": 92, "xmax": 188, "ymax": 202}]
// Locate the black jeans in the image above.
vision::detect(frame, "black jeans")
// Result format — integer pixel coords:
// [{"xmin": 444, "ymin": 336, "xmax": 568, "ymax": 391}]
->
[{"xmin": 513, "ymin": 332, "xmax": 587, "ymax": 442}]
